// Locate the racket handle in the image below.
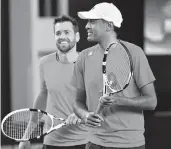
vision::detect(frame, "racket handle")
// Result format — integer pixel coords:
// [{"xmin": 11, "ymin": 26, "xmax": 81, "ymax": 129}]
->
[
  {"xmin": 95, "ymin": 103, "xmax": 105, "ymax": 114},
  {"xmin": 95, "ymin": 94, "xmax": 108, "ymax": 114}
]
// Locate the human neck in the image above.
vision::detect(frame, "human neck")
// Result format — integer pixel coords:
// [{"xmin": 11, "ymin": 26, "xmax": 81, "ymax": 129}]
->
[
  {"xmin": 57, "ymin": 46, "xmax": 78, "ymax": 63},
  {"xmin": 99, "ymin": 33, "xmax": 118, "ymax": 50}
]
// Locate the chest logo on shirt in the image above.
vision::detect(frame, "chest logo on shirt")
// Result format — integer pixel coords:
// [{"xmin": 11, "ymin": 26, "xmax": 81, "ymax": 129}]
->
[{"xmin": 88, "ymin": 51, "xmax": 93, "ymax": 56}]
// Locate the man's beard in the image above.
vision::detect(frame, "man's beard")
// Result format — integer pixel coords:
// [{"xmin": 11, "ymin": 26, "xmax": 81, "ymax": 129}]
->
[
  {"xmin": 56, "ymin": 41, "xmax": 75, "ymax": 53},
  {"xmin": 57, "ymin": 45, "xmax": 71, "ymax": 53}
]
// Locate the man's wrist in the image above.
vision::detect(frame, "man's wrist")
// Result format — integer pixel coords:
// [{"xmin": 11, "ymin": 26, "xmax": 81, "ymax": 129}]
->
[{"xmin": 81, "ymin": 112, "xmax": 89, "ymax": 123}]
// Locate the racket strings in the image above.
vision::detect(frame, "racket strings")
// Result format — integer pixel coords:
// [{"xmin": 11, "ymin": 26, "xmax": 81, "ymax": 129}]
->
[
  {"xmin": 3, "ymin": 112, "xmax": 27, "ymax": 139},
  {"xmin": 2, "ymin": 111, "xmax": 46, "ymax": 140},
  {"xmin": 105, "ymin": 45, "xmax": 131, "ymax": 92}
]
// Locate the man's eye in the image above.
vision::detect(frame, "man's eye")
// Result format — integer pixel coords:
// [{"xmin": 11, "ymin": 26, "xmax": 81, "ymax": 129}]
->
[
  {"xmin": 65, "ymin": 31, "xmax": 69, "ymax": 34},
  {"xmin": 89, "ymin": 20, "xmax": 95, "ymax": 23},
  {"xmin": 56, "ymin": 32, "xmax": 61, "ymax": 36}
]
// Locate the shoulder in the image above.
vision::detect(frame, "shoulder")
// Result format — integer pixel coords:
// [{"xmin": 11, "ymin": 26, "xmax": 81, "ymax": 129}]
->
[
  {"xmin": 39, "ymin": 52, "xmax": 56, "ymax": 65},
  {"xmin": 78, "ymin": 44, "xmax": 100, "ymax": 58},
  {"xmin": 119, "ymin": 40, "xmax": 145, "ymax": 57}
]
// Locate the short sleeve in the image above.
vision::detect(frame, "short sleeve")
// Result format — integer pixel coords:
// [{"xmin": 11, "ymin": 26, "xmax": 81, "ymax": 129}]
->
[
  {"xmin": 133, "ymin": 48, "xmax": 156, "ymax": 88},
  {"xmin": 71, "ymin": 51, "xmax": 85, "ymax": 90},
  {"xmin": 39, "ymin": 59, "xmax": 47, "ymax": 93}
]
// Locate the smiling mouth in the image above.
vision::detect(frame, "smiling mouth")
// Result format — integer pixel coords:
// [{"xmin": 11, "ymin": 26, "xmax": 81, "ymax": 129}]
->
[
  {"xmin": 87, "ymin": 32, "xmax": 93, "ymax": 36},
  {"xmin": 59, "ymin": 41, "xmax": 68, "ymax": 44}
]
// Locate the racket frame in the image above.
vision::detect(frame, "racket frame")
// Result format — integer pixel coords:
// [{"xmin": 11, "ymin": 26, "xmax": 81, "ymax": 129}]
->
[
  {"xmin": 102, "ymin": 40, "xmax": 133, "ymax": 96},
  {"xmin": 1, "ymin": 108, "xmax": 66, "ymax": 141},
  {"xmin": 96, "ymin": 41, "xmax": 133, "ymax": 114}
]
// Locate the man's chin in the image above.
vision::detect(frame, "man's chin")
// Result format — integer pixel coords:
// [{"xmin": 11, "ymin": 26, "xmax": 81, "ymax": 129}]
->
[
  {"xmin": 87, "ymin": 37, "xmax": 95, "ymax": 42},
  {"xmin": 58, "ymin": 48, "xmax": 70, "ymax": 53}
]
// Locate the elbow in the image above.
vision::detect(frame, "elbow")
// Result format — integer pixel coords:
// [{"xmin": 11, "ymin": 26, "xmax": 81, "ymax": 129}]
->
[
  {"xmin": 149, "ymin": 97, "xmax": 157, "ymax": 110},
  {"xmin": 150, "ymin": 103, "xmax": 157, "ymax": 110}
]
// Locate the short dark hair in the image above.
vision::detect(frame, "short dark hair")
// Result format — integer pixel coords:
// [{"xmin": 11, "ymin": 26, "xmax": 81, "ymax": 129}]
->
[{"xmin": 53, "ymin": 15, "xmax": 79, "ymax": 33}]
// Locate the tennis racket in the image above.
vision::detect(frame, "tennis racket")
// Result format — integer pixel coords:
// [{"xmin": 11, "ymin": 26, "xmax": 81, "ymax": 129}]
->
[
  {"xmin": 96, "ymin": 40, "xmax": 133, "ymax": 114},
  {"xmin": 1, "ymin": 108, "xmax": 67, "ymax": 141}
]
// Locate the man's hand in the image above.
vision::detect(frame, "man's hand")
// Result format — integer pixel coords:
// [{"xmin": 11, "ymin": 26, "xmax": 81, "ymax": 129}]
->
[
  {"xmin": 83, "ymin": 112, "xmax": 104, "ymax": 127},
  {"xmin": 99, "ymin": 94, "xmax": 121, "ymax": 106},
  {"xmin": 95, "ymin": 94, "xmax": 120, "ymax": 114},
  {"xmin": 65, "ymin": 113, "xmax": 81, "ymax": 125},
  {"xmin": 18, "ymin": 141, "xmax": 31, "ymax": 149},
  {"xmin": 99, "ymin": 95, "xmax": 114, "ymax": 106}
]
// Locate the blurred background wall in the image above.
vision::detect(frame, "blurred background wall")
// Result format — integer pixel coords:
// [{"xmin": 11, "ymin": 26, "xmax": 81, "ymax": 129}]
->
[{"xmin": 1, "ymin": 0, "xmax": 171, "ymax": 148}]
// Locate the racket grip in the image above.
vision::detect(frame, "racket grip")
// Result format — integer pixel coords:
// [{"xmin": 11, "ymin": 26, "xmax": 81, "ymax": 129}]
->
[
  {"xmin": 95, "ymin": 103, "xmax": 105, "ymax": 114},
  {"xmin": 95, "ymin": 94, "xmax": 109, "ymax": 114}
]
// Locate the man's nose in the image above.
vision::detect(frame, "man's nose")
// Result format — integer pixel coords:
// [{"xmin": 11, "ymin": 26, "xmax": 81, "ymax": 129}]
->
[
  {"xmin": 59, "ymin": 32, "xmax": 66, "ymax": 39},
  {"xmin": 85, "ymin": 22, "xmax": 90, "ymax": 29}
]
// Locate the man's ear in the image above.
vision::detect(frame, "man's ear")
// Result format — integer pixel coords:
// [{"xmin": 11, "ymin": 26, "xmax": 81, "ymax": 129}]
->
[
  {"xmin": 76, "ymin": 32, "xmax": 80, "ymax": 42},
  {"xmin": 106, "ymin": 22, "xmax": 113, "ymax": 31}
]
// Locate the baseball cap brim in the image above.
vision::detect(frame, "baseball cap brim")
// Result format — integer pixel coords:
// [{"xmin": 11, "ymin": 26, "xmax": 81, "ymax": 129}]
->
[{"xmin": 78, "ymin": 11, "xmax": 101, "ymax": 20}]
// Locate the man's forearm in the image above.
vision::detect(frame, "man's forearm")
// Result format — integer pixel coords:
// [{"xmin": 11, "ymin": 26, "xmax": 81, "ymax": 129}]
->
[
  {"xmin": 115, "ymin": 95, "xmax": 157, "ymax": 110},
  {"xmin": 73, "ymin": 100, "xmax": 89, "ymax": 121}
]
